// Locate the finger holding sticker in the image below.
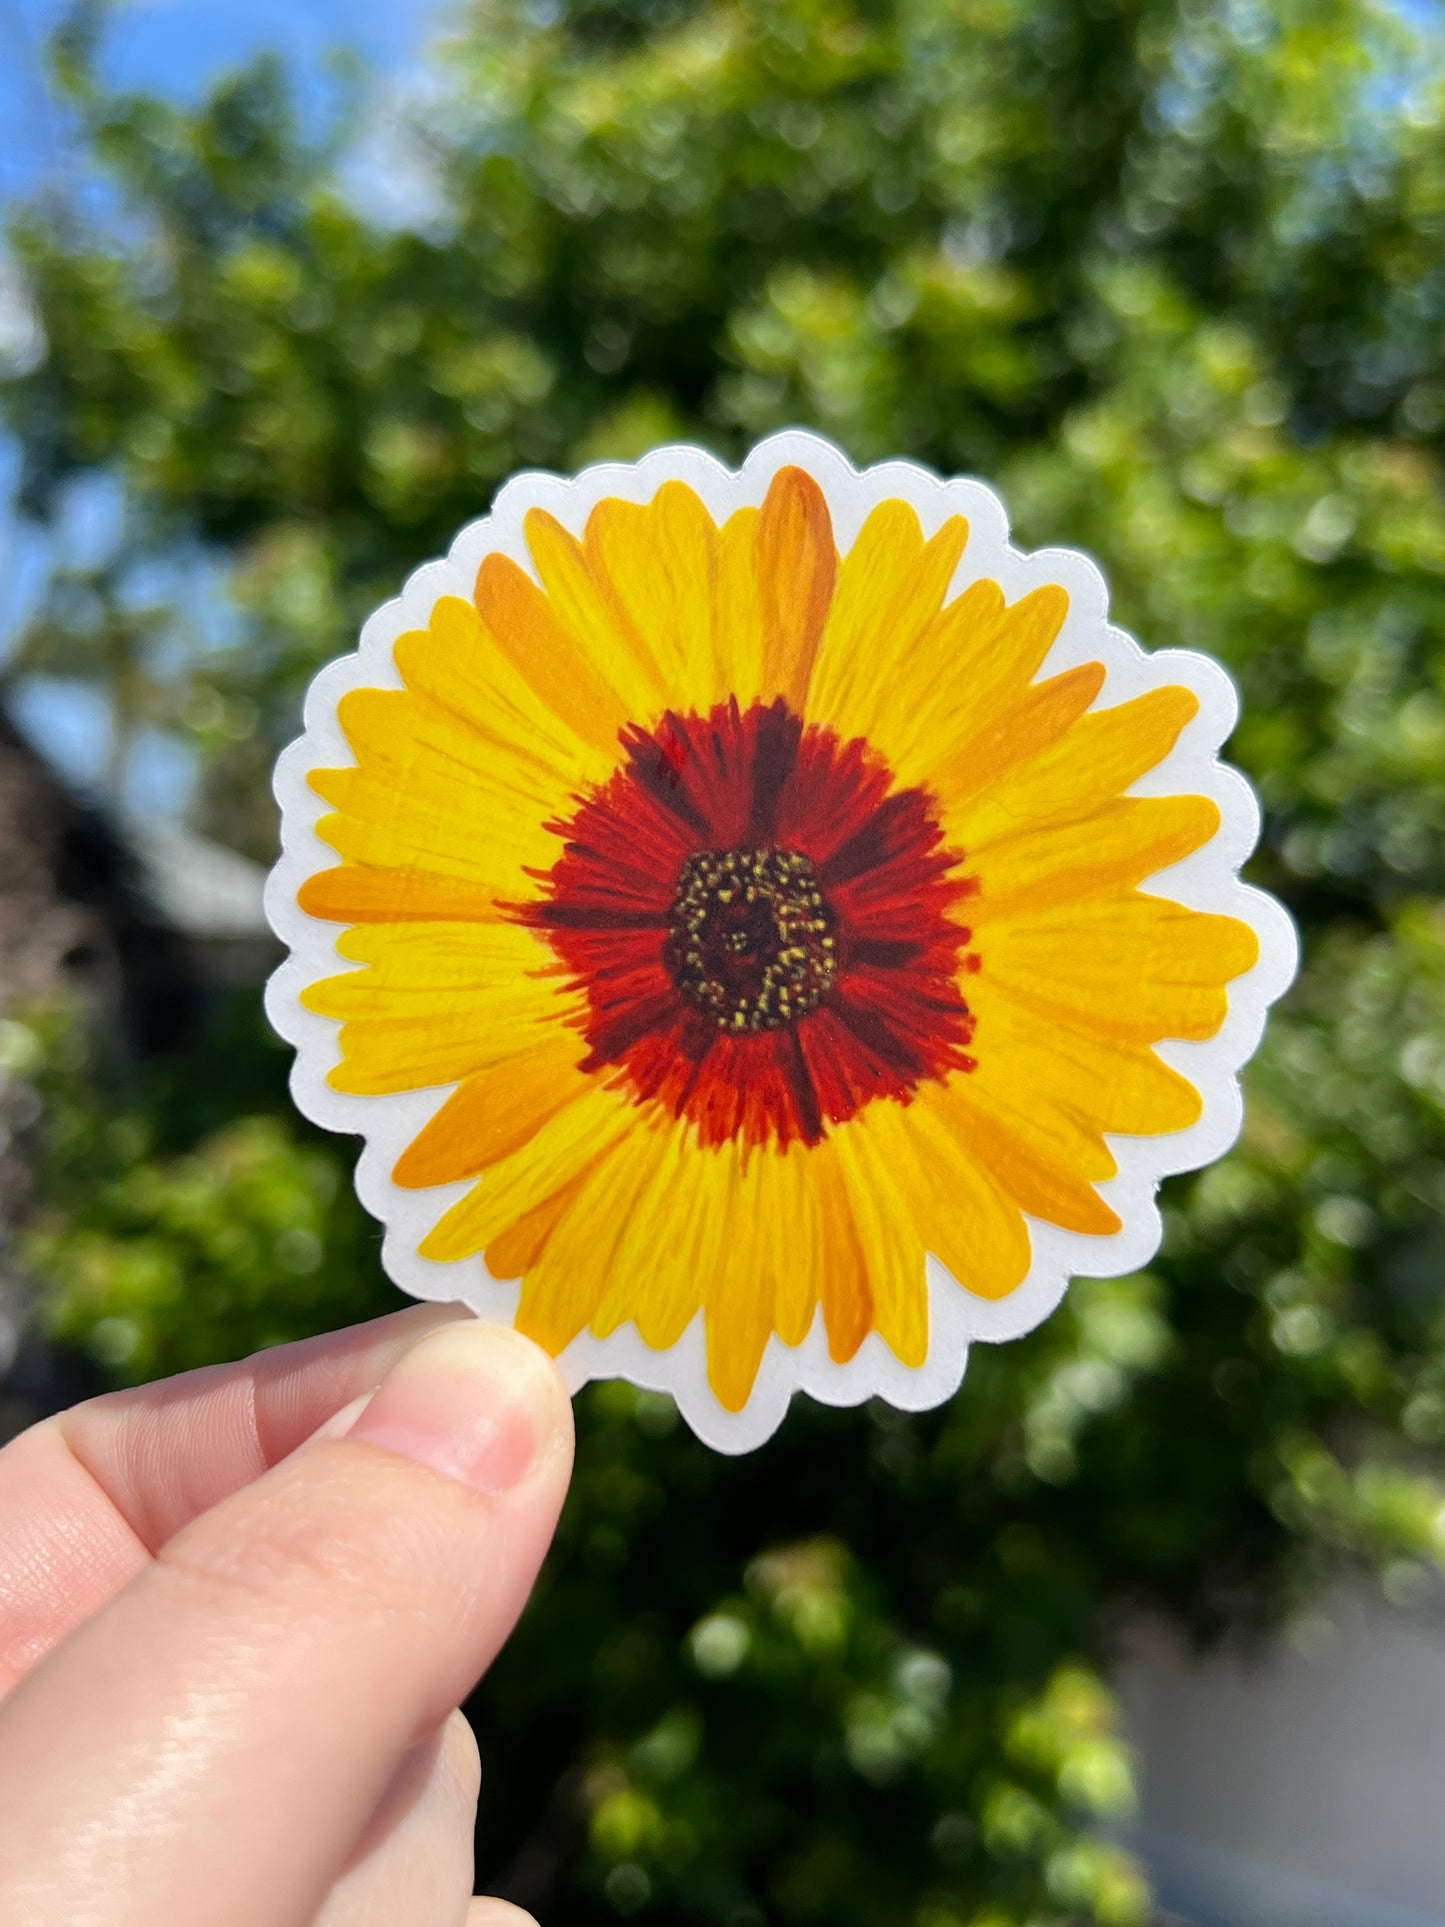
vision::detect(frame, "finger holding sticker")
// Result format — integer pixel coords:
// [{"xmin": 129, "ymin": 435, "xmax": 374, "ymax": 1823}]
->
[
  {"xmin": 266, "ymin": 431, "xmax": 1297, "ymax": 1452},
  {"xmin": 0, "ymin": 1308, "xmax": 572, "ymax": 1926}
]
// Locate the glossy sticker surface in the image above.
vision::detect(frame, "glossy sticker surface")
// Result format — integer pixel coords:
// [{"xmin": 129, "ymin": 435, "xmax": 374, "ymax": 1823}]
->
[{"xmin": 266, "ymin": 431, "xmax": 1296, "ymax": 1452}]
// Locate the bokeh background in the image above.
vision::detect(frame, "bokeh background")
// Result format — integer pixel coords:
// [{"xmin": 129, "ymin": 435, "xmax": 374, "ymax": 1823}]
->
[{"xmin": 2, "ymin": 1, "xmax": 1445, "ymax": 1923}]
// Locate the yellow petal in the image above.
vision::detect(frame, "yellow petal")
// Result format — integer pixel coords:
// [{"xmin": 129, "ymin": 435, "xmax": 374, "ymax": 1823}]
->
[
  {"xmin": 927, "ymin": 1071, "xmax": 1123, "ymax": 1237},
  {"xmin": 581, "ymin": 482, "xmax": 723, "ymax": 714},
  {"xmin": 303, "ymin": 922, "xmax": 566, "ymax": 1094},
  {"xmin": 327, "ymin": 916, "xmax": 557, "ymax": 991},
  {"xmin": 712, "ymin": 506, "xmax": 765, "ymax": 702},
  {"xmin": 757, "ymin": 466, "xmax": 837, "ymax": 710},
  {"xmin": 392, "ymin": 1030, "xmax": 587, "ymax": 1187},
  {"xmin": 308, "ymin": 664, "xmax": 579, "ymax": 903},
  {"xmin": 420, "ymin": 1081, "xmax": 638, "ymax": 1263},
  {"xmin": 824, "ymin": 1123, "xmax": 930, "ymax": 1367},
  {"xmin": 975, "ymin": 895, "xmax": 1259, "ymax": 1044},
  {"xmin": 969, "ymin": 796, "xmax": 1222, "ymax": 922},
  {"xmin": 860, "ymin": 1099, "xmax": 1031, "ymax": 1302},
  {"xmin": 393, "ymin": 593, "xmax": 604, "ymax": 792},
  {"xmin": 807, "ymin": 501, "xmax": 968, "ymax": 745},
  {"xmin": 703, "ymin": 1142, "xmax": 826, "ymax": 1411},
  {"xmin": 864, "ymin": 581, "xmax": 1069, "ymax": 788},
  {"xmin": 589, "ymin": 1123, "xmax": 720, "ymax": 1349},
  {"xmin": 510, "ymin": 1125, "xmax": 834, "ymax": 1411},
  {"xmin": 473, "ymin": 550, "xmax": 635, "ymax": 758},
  {"xmin": 596, "ymin": 1133, "xmax": 826, "ymax": 1359},
  {"xmin": 957, "ymin": 683, "xmax": 1200, "ymax": 848},
  {"xmin": 327, "ymin": 685, "xmax": 568, "ymax": 815},
  {"xmin": 526, "ymin": 505, "xmax": 671, "ymax": 722},
  {"xmin": 966, "ymin": 975, "xmax": 1204, "ymax": 1136},
  {"xmin": 311, "ymin": 754, "xmax": 562, "ymax": 901},
  {"xmin": 515, "ymin": 1114, "xmax": 680, "ymax": 1356},
  {"xmin": 932, "ymin": 661, "xmax": 1106, "ymax": 815}
]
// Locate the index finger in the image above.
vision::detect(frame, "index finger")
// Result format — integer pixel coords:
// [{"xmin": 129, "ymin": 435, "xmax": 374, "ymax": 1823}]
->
[
  {"xmin": 0, "ymin": 1322, "xmax": 573, "ymax": 1927},
  {"xmin": 0, "ymin": 1303, "xmax": 463, "ymax": 1693}
]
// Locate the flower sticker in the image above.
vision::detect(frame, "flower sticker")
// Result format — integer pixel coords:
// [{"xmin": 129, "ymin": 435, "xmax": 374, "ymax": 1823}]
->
[{"xmin": 266, "ymin": 431, "xmax": 1295, "ymax": 1452}]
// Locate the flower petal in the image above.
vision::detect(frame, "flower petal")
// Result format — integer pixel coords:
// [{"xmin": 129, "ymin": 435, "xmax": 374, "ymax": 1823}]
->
[
  {"xmin": 976, "ymin": 895, "xmax": 1259, "ymax": 1043},
  {"xmin": 712, "ymin": 506, "xmax": 765, "ymax": 701},
  {"xmin": 823, "ymin": 1124, "xmax": 929, "ymax": 1367},
  {"xmin": 473, "ymin": 549, "xmax": 635, "ymax": 758},
  {"xmin": 302, "ymin": 922, "xmax": 565, "ymax": 1094},
  {"xmin": 581, "ymin": 481, "xmax": 725, "ymax": 715},
  {"xmin": 419, "ymin": 1082, "xmax": 638, "ymax": 1263},
  {"xmin": 968, "ymin": 796, "xmax": 1222, "ymax": 921},
  {"xmin": 968, "ymin": 976, "xmax": 1204, "ymax": 1136},
  {"xmin": 394, "ymin": 594, "xmax": 603, "ymax": 791},
  {"xmin": 757, "ymin": 466, "xmax": 837, "ymax": 710},
  {"xmin": 524, "ymin": 506, "xmax": 671, "ymax": 724},
  {"xmin": 858, "ymin": 1098, "xmax": 1032, "ymax": 1302},
  {"xmin": 484, "ymin": 1167, "xmax": 593, "ymax": 1283},
  {"xmin": 956, "ymin": 684, "xmax": 1200, "ymax": 848},
  {"xmin": 926, "ymin": 1071, "xmax": 1124, "ymax": 1237},
  {"xmin": 807, "ymin": 501, "xmax": 968, "ymax": 744},
  {"xmin": 310, "ymin": 711, "xmax": 565, "ymax": 899},
  {"xmin": 391, "ymin": 1029, "xmax": 586, "ymax": 1187},
  {"xmin": 849, "ymin": 581, "xmax": 1069, "ymax": 790},
  {"xmin": 514, "ymin": 1114, "xmax": 680, "ymax": 1356},
  {"xmin": 515, "ymin": 1126, "xmax": 828, "ymax": 1410},
  {"xmin": 298, "ymin": 866, "xmax": 500, "ymax": 925},
  {"xmin": 931, "ymin": 661, "xmax": 1107, "ymax": 816}
]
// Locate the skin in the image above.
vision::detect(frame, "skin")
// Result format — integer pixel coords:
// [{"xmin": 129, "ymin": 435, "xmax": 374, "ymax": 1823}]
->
[{"xmin": 0, "ymin": 1304, "xmax": 576, "ymax": 1927}]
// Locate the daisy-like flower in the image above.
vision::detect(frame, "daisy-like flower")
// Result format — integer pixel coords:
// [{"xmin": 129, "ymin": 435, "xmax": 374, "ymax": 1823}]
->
[{"xmin": 269, "ymin": 436, "xmax": 1291, "ymax": 1448}]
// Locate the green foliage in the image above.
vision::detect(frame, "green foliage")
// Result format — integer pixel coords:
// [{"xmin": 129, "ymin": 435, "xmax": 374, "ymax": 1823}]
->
[
  {"xmin": 5, "ymin": 0, "xmax": 1445, "ymax": 1919},
  {"xmin": 10, "ymin": 1001, "xmax": 399, "ymax": 1377}
]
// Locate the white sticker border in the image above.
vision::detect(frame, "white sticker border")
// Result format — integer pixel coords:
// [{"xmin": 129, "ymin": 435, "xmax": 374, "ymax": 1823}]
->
[{"xmin": 265, "ymin": 429, "xmax": 1298, "ymax": 1453}]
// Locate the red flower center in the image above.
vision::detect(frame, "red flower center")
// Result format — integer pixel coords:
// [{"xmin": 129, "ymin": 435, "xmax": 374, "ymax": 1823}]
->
[{"xmin": 516, "ymin": 697, "xmax": 978, "ymax": 1149}]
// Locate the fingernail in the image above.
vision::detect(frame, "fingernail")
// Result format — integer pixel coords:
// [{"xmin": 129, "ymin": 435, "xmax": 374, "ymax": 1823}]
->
[
  {"xmin": 344, "ymin": 1321, "xmax": 567, "ymax": 1493},
  {"xmin": 295, "ymin": 1390, "xmax": 375, "ymax": 1454}
]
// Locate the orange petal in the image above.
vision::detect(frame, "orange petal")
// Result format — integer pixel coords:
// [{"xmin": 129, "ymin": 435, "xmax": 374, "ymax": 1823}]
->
[
  {"xmin": 931, "ymin": 1076, "xmax": 1123, "ymax": 1237},
  {"xmin": 392, "ymin": 1031, "xmax": 586, "ymax": 1187},
  {"xmin": 756, "ymin": 466, "xmax": 837, "ymax": 710},
  {"xmin": 704, "ymin": 1244, "xmax": 780, "ymax": 1412},
  {"xmin": 933, "ymin": 661, "xmax": 1107, "ymax": 813},
  {"xmin": 812, "ymin": 1153, "xmax": 876, "ymax": 1365},
  {"xmin": 297, "ymin": 865, "xmax": 502, "ymax": 925},
  {"xmin": 473, "ymin": 552, "xmax": 632, "ymax": 757},
  {"xmin": 486, "ymin": 1166, "xmax": 593, "ymax": 1281}
]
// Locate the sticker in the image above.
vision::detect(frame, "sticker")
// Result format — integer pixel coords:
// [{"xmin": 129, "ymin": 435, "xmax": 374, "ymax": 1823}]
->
[{"xmin": 265, "ymin": 430, "xmax": 1297, "ymax": 1453}]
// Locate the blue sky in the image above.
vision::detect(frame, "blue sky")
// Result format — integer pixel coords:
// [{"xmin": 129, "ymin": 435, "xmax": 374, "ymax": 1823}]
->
[
  {"xmin": 0, "ymin": 0, "xmax": 442, "ymax": 202},
  {"xmin": 0, "ymin": 0, "xmax": 446, "ymax": 817}
]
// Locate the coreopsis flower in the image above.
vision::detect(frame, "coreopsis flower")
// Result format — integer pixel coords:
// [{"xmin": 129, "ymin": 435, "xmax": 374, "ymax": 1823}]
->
[{"xmin": 269, "ymin": 437, "xmax": 1291, "ymax": 1447}]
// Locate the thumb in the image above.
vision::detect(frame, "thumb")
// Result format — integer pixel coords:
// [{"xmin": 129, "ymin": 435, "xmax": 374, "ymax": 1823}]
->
[{"xmin": 0, "ymin": 1321, "xmax": 573, "ymax": 1927}]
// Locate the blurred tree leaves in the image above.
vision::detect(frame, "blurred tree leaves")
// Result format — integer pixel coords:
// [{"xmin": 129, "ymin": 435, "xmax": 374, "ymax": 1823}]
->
[{"xmin": 5, "ymin": 0, "xmax": 1445, "ymax": 1920}]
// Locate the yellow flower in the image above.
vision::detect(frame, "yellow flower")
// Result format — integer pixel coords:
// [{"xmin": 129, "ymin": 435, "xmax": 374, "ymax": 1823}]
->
[{"xmin": 292, "ymin": 456, "xmax": 1260, "ymax": 1421}]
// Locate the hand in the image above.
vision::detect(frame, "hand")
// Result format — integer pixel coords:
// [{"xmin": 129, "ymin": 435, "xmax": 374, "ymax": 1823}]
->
[{"xmin": 0, "ymin": 1306, "xmax": 574, "ymax": 1927}]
